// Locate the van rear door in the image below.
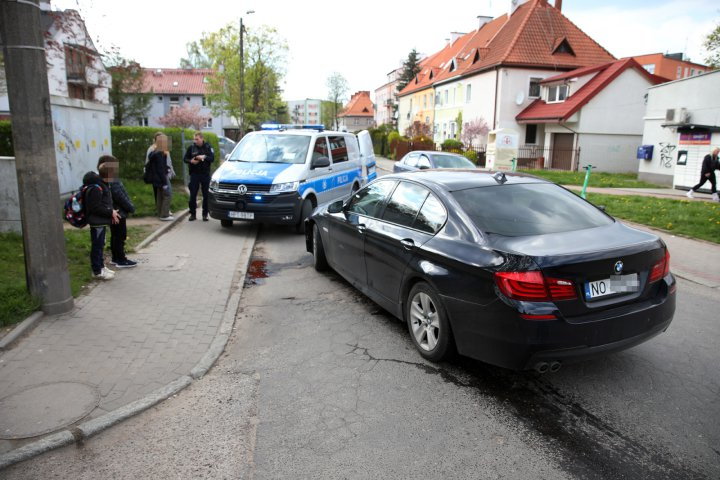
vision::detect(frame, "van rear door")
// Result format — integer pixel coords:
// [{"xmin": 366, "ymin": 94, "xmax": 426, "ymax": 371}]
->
[{"xmin": 357, "ymin": 130, "xmax": 377, "ymax": 184}]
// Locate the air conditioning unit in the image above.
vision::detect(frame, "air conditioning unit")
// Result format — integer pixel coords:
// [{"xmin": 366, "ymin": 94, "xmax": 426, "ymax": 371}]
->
[{"xmin": 665, "ymin": 108, "xmax": 691, "ymax": 123}]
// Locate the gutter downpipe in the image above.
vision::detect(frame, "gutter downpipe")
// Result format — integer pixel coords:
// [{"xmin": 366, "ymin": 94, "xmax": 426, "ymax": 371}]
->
[{"xmin": 493, "ymin": 67, "xmax": 499, "ymax": 129}]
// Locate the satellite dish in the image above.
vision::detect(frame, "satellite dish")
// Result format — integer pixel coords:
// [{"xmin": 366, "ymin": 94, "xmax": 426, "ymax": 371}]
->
[{"xmin": 515, "ymin": 91, "xmax": 525, "ymax": 105}]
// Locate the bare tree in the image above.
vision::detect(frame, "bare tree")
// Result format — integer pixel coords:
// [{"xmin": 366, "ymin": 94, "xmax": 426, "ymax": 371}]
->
[{"xmin": 326, "ymin": 72, "xmax": 348, "ymax": 130}]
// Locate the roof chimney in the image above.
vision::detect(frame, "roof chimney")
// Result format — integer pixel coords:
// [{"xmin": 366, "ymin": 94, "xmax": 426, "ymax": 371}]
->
[
  {"xmin": 509, "ymin": 0, "xmax": 531, "ymax": 17},
  {"xmin": 39, "ymin": 0, "xmax": 52, "ymax": 11},
  {"xmin": 555, "ymin": 0, "xmax": 562, "ymax": 11},
  {"xmin": 450, "ymin": 32, "xmax": 465, "ymax": 44},
  {"xmin": 477, "ymin": 15, "xmax": 493, "ymax": 29}
]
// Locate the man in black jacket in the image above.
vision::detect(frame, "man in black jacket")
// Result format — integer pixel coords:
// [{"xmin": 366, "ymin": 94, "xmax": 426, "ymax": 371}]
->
[
  {"xmin": 83, "ymin": 170, "xmax": 120, "ymax": 280},
  {"xmin": 687, "ymin": 147, "xmax": 719, "ymax": 201},
  {"xmin": 183, "ymin": 131, "xmax": 215, "ymax": 221}
]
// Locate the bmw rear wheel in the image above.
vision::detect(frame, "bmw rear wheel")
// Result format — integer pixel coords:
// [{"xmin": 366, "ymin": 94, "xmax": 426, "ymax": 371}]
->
[
  {"xmin": 406, "ymin": 282, "xmax": 454, "ymax": 361},
  {"xmin": 312, "ymin": 224, "xmax": 329, "ymax": 271}
]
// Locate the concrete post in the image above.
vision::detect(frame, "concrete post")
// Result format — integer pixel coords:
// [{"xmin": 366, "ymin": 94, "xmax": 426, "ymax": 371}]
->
[{"xmin": 0, "ymin": 0, "xmax": 74, "ymax": 314}]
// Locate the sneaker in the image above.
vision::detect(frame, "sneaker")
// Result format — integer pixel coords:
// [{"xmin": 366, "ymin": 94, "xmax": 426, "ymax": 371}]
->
[
  {"xmin": 93, "ymin": 267, "xmax": 115, "ymax": 280},
  {"xmin": 202, "ymin": 216, "xmax": 209, "ymax": 222},
  {"xmin": 115, "ymin": 259, "xmax": 138, "ymax": 268},
  {"xmin": 686, "ymin": 189, "xmax": 694, "ymax": 199},
  {"xmin": 188, "ymin": 214, "xmax": 197, "ymax": 221},
  {"xmin": 713, "ymin": 193, "xmax": 719, "ymax": 202},
  {"xmin": 160, "ymin": 216, "xmax": 175, "ymax": 221}
]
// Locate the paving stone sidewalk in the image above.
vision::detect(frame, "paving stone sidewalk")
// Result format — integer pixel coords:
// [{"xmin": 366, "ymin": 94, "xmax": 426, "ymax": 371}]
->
[{"xmin": 0, "ymin": 218, "xmax": 256, "ymax": 455}]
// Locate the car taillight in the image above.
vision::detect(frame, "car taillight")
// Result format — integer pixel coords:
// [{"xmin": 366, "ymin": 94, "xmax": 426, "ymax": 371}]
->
[
  {"xmin": 649, "ymin": 249, "xmax": 670, "ymax": 283},
  {"xmin": 494, "ymin": 271, "xmax": 577, "ymax": 301}
]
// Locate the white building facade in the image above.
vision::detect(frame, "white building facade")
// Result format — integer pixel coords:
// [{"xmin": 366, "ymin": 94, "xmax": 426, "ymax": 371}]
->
[{"xmin": 286, "ymin": 98, "xmax": 322, "ymax": 125}]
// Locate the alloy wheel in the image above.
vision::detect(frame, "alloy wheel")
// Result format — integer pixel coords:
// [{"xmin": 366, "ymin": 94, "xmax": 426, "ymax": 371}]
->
[{"xmin": 410, "ymin": 292, "xmax": 440, "ymax": 351}]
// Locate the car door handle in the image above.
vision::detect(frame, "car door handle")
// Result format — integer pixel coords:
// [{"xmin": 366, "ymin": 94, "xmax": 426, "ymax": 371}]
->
[
  {"xmin": 400, "ymin": 239, "xmax": 415, "ymax": 250},
  {"xmin": 357, "ymin": 224, "xmax": 367, "ymax": 233}
]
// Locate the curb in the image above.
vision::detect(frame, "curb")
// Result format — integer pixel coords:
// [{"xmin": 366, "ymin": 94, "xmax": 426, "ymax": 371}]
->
[
  {"xmin": 0, "ymin": 311, "xmax": 43, "ymax": 351},
  {"xmin": 0, "ymin": 224, "xmax": 259, "ymax": 471},
  {"xmin": 134, "ymin": 209, "xmax": 189, "ymax": 251}
]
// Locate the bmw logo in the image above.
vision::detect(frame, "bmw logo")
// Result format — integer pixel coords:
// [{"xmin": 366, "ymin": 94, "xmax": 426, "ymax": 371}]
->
[
  {"xmin": 237, "ymin": 184, "xmax": 248, "ymax": 195},
  {"xmin": 614, "ymin": 261, "xmax": 623, "ymax": 274}
]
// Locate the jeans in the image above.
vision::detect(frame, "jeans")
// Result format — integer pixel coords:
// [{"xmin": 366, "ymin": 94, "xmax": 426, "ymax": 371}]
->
[
  {"xmin": 110, "ymin": 217, "xmax": 127, "ymax": 262},
  {"xmin": 188, "ymin": 173, "xmax": 210, "ymax": 216},
  {"xmin": 90, "ymin": 226, "xmax": 106, "ymax": 274},
  {"xmin": 154, "ymin": 178, "xmax": 172, "ymax": 217}
]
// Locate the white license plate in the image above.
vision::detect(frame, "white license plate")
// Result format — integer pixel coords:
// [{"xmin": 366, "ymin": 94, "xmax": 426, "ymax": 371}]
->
[
  {"xmin": 585, "ymin": 274, "xmax": 639, "ymax": 300},
  {"xmin": 228, "ymin": 211, "xmax": 254, "ymax": 220}
]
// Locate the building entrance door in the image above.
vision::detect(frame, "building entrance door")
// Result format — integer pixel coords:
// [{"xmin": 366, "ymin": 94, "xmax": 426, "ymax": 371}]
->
[{"xmin": 551, "ymin": 133, "xmax": 574, "ymax": 170}]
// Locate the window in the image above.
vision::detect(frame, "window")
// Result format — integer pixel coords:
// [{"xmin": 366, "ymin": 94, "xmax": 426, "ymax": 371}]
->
[
  {"xmin": 431, "ymin": 154, "xmax": 474, "ymax": 168},
  {"xmin": 204, "ymin": 118, "xmax": 213, "ymax": 128},
  {"xmin": 413, "ymin": 194, "xmax": 447, "ymax": 234},
  {"xmin": 529, "ymin": 77, "xmax": 542, "ymax": 98},
  {"xmin": 425, "ymin": 116, "xmax": 430, "ymax": 124},
  {"xmin": 690, "ymin": 68, "xmax": 695, "ymax": 75},
  {"xmin": 466, "ymin": 84, "xmax": 472, "ymax": 103},
  {"xmin": 423, "ymin": 95, "xmax": 427, "ymax": 108},
  {"xmin": 311, "ymin": 137, "xmax": 329, "ymax": 163},
  {"xmin": 450, "ymin": 122, "xmax": 456, "ymax": 139},
  {"xmin": 329, "ymin": 136, "xmax": 348, "ymax": 163},
  {"xmin": 435, "ymin": 92, "xmax": 440, "ymax": 105},
  {"xmin": 228, "ymin": 134, "xmax": 310, "ymax": 164},
  {"xmin": 186, "ymin": 96, "xmax": 190, "ymax": 101},
  {"xmin": 404, "ymin": 153, "xmax": 419, "ymax": 167},
  {"xmin": 382, "ymin": 181, "xmax": 430, "ymax": 228},
  {"xmin": 202, "ymin": 96, "xmax": 207, "ymax": 106},
  {"xmin": 138, "ymin": 117, "xmax": 149, "ymax": 127},
  {"xmin": 444, "ymin": 90, "xmax": 448, "ymax": 104},
  {"xmin": 525, "ymin": 124, "xmax": 537, "ymax": 144},
  {"xmin": 643, "ymin": 64, "xmax": 656, "ymax": 74},
  {"xmin": 417, "ymin": 155, "xmax": 431, "ymax": 169},
  {"xmin": 684, "ymin": 67, "xmax": 689, "ymax": 77},
  {"xmin": 676, "ymin": 66, "xmax": 682, "ymax": 78},
  {"xmin": 547, "ymin": 84, "xmax": 569, "ymax": 103},
  {"xmin": 158, "ymin": 96, "xmax": 163, "ymax": 101},
  {"xmin": 346, "ymin": 180, "xmax": 396, "ymax": 218},
  {"xmin": 170, "ymin": 96, "xmax": 179, "ymax": 103}
]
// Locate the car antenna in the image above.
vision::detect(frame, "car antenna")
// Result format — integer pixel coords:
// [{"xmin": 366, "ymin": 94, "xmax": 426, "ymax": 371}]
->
[{"xmin": 492, "ymin": 171, "xmax": 507, "ymax": 184}]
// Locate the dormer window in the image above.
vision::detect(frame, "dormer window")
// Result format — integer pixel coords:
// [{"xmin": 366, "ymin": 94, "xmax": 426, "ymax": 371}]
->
[
  {"xmin": 547, "ymin": 84, "xmax": 569, "ymax": 103},
  {"xmin": 472, "ymin": 49, "xmax": 480, "ymax": 64},
  {"xmin": 449, "ymin": 58, "xmax": 456, "ymax": 72},
  {"xmin": 429, "ymin": 70, "xmax": 434, "ymax": 80},
  {"xmin": 552, "ymin": 38, "xmax": 575, "ymax": 56}
]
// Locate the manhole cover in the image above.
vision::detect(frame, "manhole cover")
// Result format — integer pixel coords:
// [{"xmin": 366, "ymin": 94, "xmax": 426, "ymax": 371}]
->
[{"xmin": 0, "ymin": 382, "xmax": 99, "ymax": 439}]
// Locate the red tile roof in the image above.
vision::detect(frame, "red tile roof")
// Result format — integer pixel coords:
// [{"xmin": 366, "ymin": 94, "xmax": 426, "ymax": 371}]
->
[
  {"xmin": 140, "ymin": 68, "xmax": 214, "ymax": 95},
  {"xmin": 516, "ymin": 58, "xmax": 665, "ymax": 123},
  {"xmin": 398, "ymin": 0, "xmax": 616, "ymax": 96},
  {"xmin": 339, "ymin": 91, "xmax": 374, "ymax": 117}
]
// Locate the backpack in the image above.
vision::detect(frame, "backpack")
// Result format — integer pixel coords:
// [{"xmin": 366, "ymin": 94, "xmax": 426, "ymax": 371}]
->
[
  {"xmin": 63, "ymin": 184, "xmax": 101, "ymax": 228},
  {"xmin": 143, "ymin": 164, "xmax": 153, "ymax": 184}
]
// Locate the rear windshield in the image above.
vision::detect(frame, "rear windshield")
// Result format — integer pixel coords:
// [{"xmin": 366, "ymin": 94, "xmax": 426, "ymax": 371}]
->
[
  {"xmin": 229, "ymin": 134, "xmax": 310, "ymax": 164},
  {"xmin": 452, "ymin": 183, "xmax": 613, "ymax": 236},
  {"xmin": 432, "ymin": 154, "xmax": 475, "ymax": 169}
]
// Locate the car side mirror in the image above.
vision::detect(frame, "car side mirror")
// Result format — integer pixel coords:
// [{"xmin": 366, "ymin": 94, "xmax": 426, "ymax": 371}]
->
[
  {"xmin": 311, "ymin": 156, "xmax": 330, "ymax": 169},
  {"xmin": 327, "ymin": 200, "xmax": 344, "ymax": 214},
  {"xmin": 419, "ymin": 165, "xmax": 430, "ymax": 170}
]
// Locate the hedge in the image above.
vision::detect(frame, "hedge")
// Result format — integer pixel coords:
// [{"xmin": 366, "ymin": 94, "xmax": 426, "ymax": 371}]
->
[
  {"xmin": 111, "ymin": 126, "xmax": 220, "ymax": 181},
  {"xmin": 0, "ymin": 121, "xmax": 13, "ymax": 156}
]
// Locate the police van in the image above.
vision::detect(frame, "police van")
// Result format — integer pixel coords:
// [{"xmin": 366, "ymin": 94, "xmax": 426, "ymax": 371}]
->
[{"xmin": 208, "ymin": 125, "xmax": 376, "ymax": 231}]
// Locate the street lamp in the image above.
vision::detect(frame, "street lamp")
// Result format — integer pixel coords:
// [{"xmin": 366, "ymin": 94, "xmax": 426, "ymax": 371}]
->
[{"xmin": 239, "ymin": 9, "xmax": 254, "ymax": 139}]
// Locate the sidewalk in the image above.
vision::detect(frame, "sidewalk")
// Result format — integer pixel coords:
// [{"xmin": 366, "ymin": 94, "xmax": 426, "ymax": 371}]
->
[
  {"xmin": 375, "ymin": 156, "xmax": 720, "ymax": 288},
  {"xmin": 0, "ymin": 217, "xmax": 257, "ymax": 467}
]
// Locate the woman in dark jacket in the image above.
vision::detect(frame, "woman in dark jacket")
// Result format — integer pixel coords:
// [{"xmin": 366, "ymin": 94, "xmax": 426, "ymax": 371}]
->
[{"xmin": 147, "ymin": 133, "xmax": 173, "ymax": 220}]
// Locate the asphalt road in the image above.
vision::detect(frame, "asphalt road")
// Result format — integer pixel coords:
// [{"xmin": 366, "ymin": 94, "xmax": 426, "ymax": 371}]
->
[{"xmin": 5, "ymin": 224, "xmax": 718, "ymax": 479}]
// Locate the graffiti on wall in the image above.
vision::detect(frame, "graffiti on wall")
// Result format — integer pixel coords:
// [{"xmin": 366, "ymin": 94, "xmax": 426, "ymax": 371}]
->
[{"xmin": 658, "ymin": 143, "xmax": 676, "ymax": 168}]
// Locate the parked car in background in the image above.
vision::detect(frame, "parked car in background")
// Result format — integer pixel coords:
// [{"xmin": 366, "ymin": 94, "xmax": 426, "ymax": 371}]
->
[
  {"xmin": 306, "ymin": 170, "xmax": 676, "ymax": 372},
  {"xmin": 393, "ymin": 151, "xmax": 476, "ymax": 173},
  {"xmin": 218, "ymin": 135, "xmax": 237, "ymax": 158}
]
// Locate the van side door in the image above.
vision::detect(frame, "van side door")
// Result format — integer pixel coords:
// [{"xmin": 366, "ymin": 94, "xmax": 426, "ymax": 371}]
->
[{"xmin": 328, "ymin": 135, "xmax": 354, "ymax": 199}]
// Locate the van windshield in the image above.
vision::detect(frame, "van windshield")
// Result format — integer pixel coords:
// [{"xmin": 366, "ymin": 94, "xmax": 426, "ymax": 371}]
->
[{"xmin": 229, "ymin": 134, "xmax": 310, "ymax": 164}]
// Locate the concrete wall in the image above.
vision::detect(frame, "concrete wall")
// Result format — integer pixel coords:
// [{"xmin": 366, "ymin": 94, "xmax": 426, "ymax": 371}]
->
[
  {"xmin": 639, "ymin": 70, "xmax": 720, "ymax": 186},
  {"xmin": 0, "ymin": 156, "xmax": 20, "ymax": 233},
  {"xmin": 576, "ymin": 133, "xmax": 643, "ymax": 172},
  {"xmin": 51, "ymin": 96, "xmax": 113, "ymax": 195}
]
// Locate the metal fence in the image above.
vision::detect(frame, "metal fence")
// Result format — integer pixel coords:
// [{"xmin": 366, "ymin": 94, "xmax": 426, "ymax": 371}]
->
[{"xmin": 388, "ymin": 140, "xmax": 580, "ymax": 171}]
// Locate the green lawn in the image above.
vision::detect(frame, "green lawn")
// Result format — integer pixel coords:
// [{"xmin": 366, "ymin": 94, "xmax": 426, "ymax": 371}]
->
[
  {"xmin": 519, "ymin": 169, "xmax": 662, "ymax": 188},
  {"xmin": 123, "ymin": 179, "xmax": 189, "ymax": 217},
  {"xmin": 585, "ymin": 193, "xmax": 720, "ymax": 244},
  {"xmin": 0, "ymin": 225, "xmax": 153, "ymax": 327}
]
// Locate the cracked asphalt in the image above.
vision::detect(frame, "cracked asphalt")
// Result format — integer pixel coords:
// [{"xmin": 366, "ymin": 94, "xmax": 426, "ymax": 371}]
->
[{"xmin": 4, "ymin": 226, "xmax": 718, "ymax": 479}]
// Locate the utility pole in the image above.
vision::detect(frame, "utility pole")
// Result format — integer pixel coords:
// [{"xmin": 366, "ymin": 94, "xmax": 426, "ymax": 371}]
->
[
  {"xmin": 0, "ymin": 0, "xmax": 73, "ymax": 314},
  {"xmin": 238, "ymin": 10, "xmax": 254, "ymax": 140}
]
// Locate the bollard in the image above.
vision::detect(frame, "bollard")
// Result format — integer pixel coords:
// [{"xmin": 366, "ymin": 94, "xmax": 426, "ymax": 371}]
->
[{"xmin": 581, "ymin": 164, "xmax": 593, "ymax": 199}]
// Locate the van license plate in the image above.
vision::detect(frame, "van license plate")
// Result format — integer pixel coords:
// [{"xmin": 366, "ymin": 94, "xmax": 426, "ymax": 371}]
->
[
  {"xmin": 585, "ymin": 274, "xmax": 639, "ymax": 300},
  {"xmin": 229, "ymin": 211, "xmax": 254, "ymax": 220}
]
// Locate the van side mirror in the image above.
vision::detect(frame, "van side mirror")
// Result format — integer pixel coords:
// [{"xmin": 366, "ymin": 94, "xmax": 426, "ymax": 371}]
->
[
  {"xmin": 224, "ymin": 153, "xmax": 230, "ymax": 161},
  {"xmin": 327, "ymin": 200, "xmax": 344, "ymax": 214},
  {"xmin": 311, "ymin": 156, "xmax": 330, "ymax": 169},
  {"xmin": 418, "ymin": 165, "xmax": 430, "ymax": 170}
]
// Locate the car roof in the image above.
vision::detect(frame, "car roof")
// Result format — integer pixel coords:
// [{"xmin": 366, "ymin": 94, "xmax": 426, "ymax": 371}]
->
[
  {"xmin": 249, "ymin": 129, "xmax": 351, "ymax": 137},
  {"xmin": 383, "ymin": 170, "xmax": 551, "ymax": 191},
  {"xmin": 405, "ymin": 150, "xmax": 465, "ymax": 158}
]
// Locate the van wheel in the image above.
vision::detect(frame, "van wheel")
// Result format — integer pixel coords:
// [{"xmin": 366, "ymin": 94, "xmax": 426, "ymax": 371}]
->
[
  {"xmin": 295, "ymin": 199, "xmax": 313, "ymax": 234},
  {"xmin": 221, "ymin": 219, "xmax": 233, "ymax": 228}
]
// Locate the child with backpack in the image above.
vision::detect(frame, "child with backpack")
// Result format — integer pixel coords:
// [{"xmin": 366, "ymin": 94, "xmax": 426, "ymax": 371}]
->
[
  {"xmin": 98, "ymin": 155, "xmax": 137, "ymax": 268},
  {"xmin": 83, "ymin": 165, "xmax": 120, "ymax": 280}
]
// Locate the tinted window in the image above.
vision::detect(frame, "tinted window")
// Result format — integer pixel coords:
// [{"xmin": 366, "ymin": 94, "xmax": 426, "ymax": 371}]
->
[
  {"xmin": 453, "ymin": 183, "xmax": 613, "ymax": 236},
  {"xmin": 382, "ymin": 182, "xmax": 430, "ymax": 227},
  {"xmin": 329, "ymin": 136, "xmax": 348, "ymax": 163},
  {"xmin": 230, "ymin": 134, "xmax": 310, "ymax": 164},
  {"xmin": 417, "ymin": 155, "xmax": 432, "ymax": 169},
  {"xmin": 413, "ymin": 194, "xmax": 447, "ymax": 233},
  {"xmin": 346, "ymin": 180, "xmax": 395, "ymax": 218},
  {"xmin": 431, "ymin": 154, "xmax": 474, "ymax": 169},
  {"xmin": 312, "ymin": 137, "xmax": 329, "ymax": 163}
]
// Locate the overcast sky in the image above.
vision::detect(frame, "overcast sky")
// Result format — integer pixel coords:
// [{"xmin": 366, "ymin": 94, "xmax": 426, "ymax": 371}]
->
[{"xmin": 54, "ymin": 0, "xmax": 718, "ymax": 102}]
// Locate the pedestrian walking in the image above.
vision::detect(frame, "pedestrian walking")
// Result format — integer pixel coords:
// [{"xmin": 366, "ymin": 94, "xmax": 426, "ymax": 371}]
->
[
  {"xmin": 83, "ymin": 166, "xmax": 120, "ymax": 280},
  {"xmin": 147, "ymin": 133, "xmax": 174, "ymax": 220},
  {"xmin": 687, "ymin": 147, "xmax": 719, "ymax": 201},
  {"xmin": 98, "ymin": 155, "xmax": 138, "ymax": 268},
  {"xmin": 183, "ymin": 131, "xmax": 215, "ymax": 221}
]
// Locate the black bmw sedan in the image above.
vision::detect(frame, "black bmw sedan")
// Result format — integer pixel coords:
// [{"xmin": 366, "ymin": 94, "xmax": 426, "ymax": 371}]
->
[{"xmin": 305, "ymin": 170, "xmax": 676, "ymax": 372}]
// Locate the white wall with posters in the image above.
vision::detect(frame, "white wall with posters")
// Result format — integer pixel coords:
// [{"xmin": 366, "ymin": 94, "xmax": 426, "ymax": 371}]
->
[{"xmin": 639, "ymin": 70, "xmax": 720, "ymax": 186}]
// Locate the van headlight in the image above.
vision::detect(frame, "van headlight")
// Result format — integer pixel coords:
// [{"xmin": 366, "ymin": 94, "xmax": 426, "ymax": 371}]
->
[
  {"xmin": 270, "ymin": 181, "xmax": 299, "ymax": 193},
  {"xmin": 210, "ymin": 180, "xmax": 219, "ymax": 191}
]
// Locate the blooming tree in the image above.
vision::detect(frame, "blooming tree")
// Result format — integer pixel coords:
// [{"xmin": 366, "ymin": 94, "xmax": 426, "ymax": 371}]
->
[
  {"xmin": 157, "ymin": 102, "xmax": 207, "ymax": 129},
  {"xmin": 461, "ymin": 117, "xmax": 490, "ymax": 147}
]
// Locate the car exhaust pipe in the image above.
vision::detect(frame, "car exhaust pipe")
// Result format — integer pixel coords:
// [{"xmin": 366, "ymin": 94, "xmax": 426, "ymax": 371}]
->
[
  {"xmin": 534, "ymin": 362, "xmax": 549, "ymax": 374},
  {"xmin": 549, "ymin": 361, "xmax": 562, "ymax": 373}
]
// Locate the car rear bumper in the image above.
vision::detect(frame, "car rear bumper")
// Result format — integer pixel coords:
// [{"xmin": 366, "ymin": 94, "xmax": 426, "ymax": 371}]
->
[
  {"xmin": 208, "ymin": 191, "xmax": 303, "ymax": 224},
  {"xmin": 443, "ymin": 278, "xmax": 676, "ymax": 370}
]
